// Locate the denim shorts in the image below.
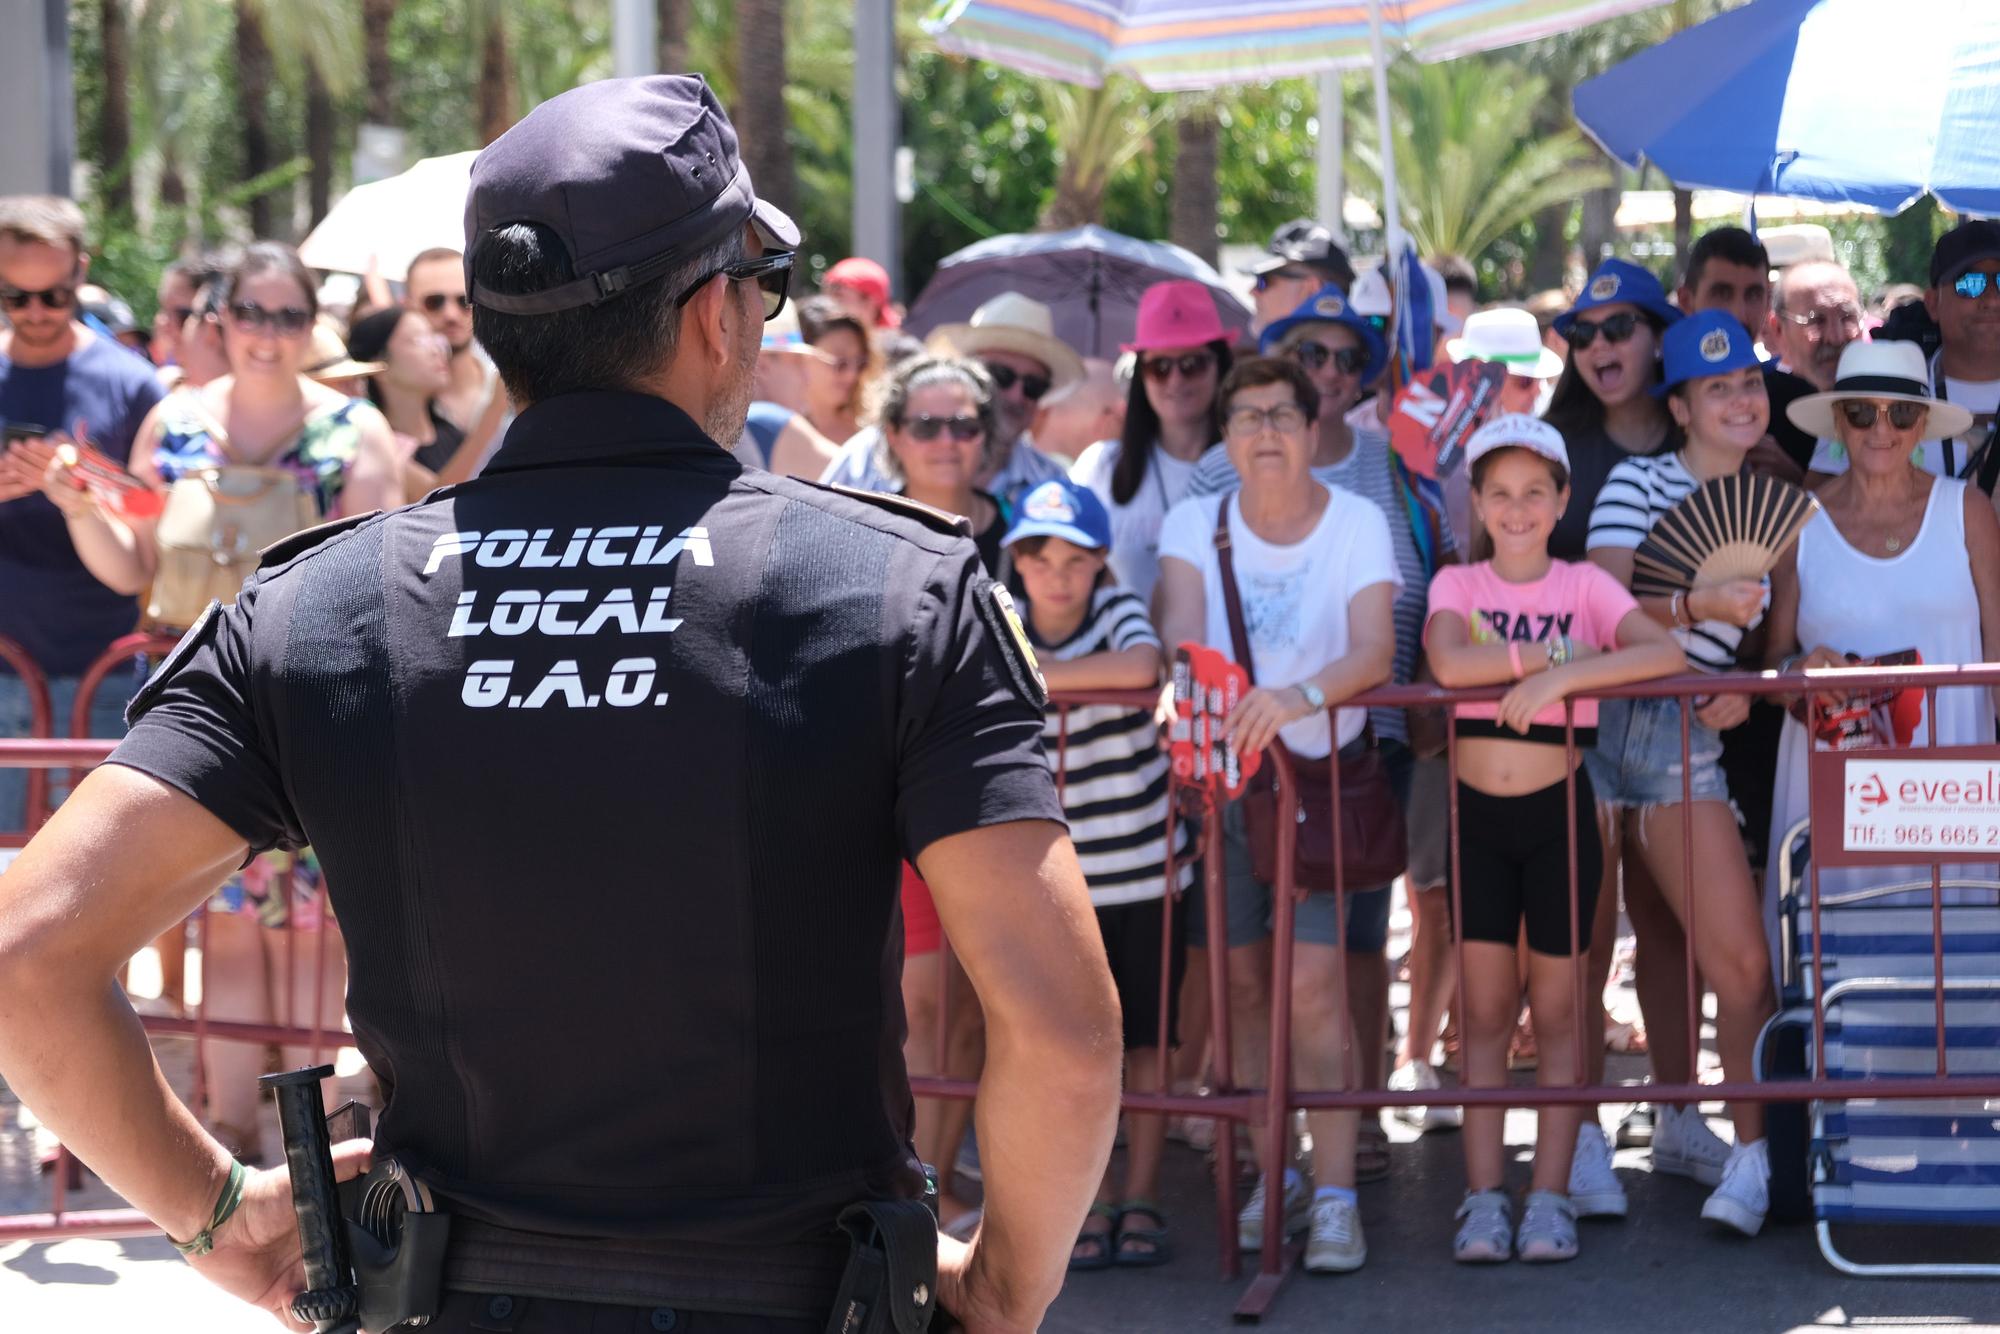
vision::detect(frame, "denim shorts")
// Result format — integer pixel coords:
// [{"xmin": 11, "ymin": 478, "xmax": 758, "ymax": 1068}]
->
[
  {"xmin": 1186, "ymin": 799, "xmax": 1393, "ymax": 951},
  {"xmin": 1582, "ymin": 694, "xmax": 1730, "ymax": 810}
]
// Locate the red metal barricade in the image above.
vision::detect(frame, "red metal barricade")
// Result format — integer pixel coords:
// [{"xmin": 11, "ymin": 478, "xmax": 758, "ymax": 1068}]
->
[{"xmin": 0, "ymin": 638, "xmax": 351, "ymax": 1244}]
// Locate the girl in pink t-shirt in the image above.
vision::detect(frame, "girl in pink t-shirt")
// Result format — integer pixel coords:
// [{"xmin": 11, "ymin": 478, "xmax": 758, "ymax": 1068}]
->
[{"xmin": 1421, "ymin": 416, "xmax": 1683, "ymax": 1265}]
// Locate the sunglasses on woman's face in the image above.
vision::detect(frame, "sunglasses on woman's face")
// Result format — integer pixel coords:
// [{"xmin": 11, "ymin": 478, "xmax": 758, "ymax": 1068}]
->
[
  {"xmin": 1291, "ymin": 340, "xmax": 1366, "ymax": 375},
  {"xmin": 1142, "ymin": 350, "xmax": 1217, "ymax": 383},
  {"xmin": 1563, "ymin": 310, "xmax": 1641, "ymax": 349},
  {"xmin": 982, "ymin": 362, "xmax": 1052, "ymax": 401},
  {"xmin": 899, "ymin": 414, "xmax": 985, "ymax": 442},
  {"xmin": 229, "ymin": 301, "xmax": 313, "ymax": 336},
  {"xmin": 1839, "ymin": 400, "xmax": 1927, "ymax": 431},
  {"xmin": 0, "ymin": 282, "xmax": 77, "ymax": 312}
]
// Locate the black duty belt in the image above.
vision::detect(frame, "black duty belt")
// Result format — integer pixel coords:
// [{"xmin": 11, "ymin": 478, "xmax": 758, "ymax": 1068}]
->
[{"xmin": 442, "ymin": 1216, "xmax": 849, "ymax": 1321}]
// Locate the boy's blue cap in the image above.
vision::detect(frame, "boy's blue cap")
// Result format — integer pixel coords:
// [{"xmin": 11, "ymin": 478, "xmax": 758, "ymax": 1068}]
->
[
  {"xmin": 1654, "ymin": 309, "xmax": 1761, "ymax": 396},
  {"xmin": 1553, "ymin": 258, "xmax": 1682, "ymax": 337},
  {"xmin": 1258, "ymin": 283, "xmax": 1389, "ymax": 386},
  {"xmin": 1004, "ymin": 478, "xmax": 1114, "ymax": 552}
]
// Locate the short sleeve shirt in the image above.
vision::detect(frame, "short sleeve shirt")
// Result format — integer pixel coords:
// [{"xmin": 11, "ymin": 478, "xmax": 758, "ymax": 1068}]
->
[
  {"xmin": 0, "ymin": 331, "xmax": 166, "ymax": 675},
  {"xmin": 1156, "ymin": 483, "xmax": 1401, "ymax": 758},
  {"xmin": 109, "ymin": 390, "xmax": 1062, "ymax": 1252},
  {"xmin": 1425, "ymin": 559, "xmax": 1637, "ymax": 740}
]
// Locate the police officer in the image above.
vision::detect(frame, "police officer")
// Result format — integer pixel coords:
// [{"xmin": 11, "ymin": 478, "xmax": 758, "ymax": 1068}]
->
[{"xmin": 0, "ymin": 76, "xmax": 1121, "ymax": 1334}]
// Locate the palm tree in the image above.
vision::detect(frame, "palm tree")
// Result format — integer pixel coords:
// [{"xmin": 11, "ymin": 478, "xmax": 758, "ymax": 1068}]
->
[
  {"xmin": 476, "ymin": 8, "xmax": 516, "ymax": 146},
  {"xmin": 227, "ymin": 0, "xmax": 360, "ymax": 236},
  {"xmin": 658, "ymin": 0, "xmax": 689, "ymax": 72},
  {"xmin": 233, "ymin": 0, "xmax": 277, "ymax": 235},
  {"xmin": 1346, "ymin": 57, "xmax": 1609, "ymax": 266},
  {"xmin": 98, "ymin": 0, "xmax": 135, "ymax": 218},
  {"xmin": 1039, "ymin": 79, "xmax": 1175, "ymax": 230},
  {"xmin": 734, "ymin": 0, "xmax": 796, "ymax": 213},
  {"xmin": 1170, "ymin": 98, "xmax": 1219, "ymax": 265},
  {"xmin": 363, "ymin": 0, "xmax": 398, "ymax": 127}
]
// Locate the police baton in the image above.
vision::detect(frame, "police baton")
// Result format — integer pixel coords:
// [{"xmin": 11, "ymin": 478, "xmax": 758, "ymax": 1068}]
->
[{"xmin": 261, "ymin": 1065, "xmax": 362, "ymax": 1334}]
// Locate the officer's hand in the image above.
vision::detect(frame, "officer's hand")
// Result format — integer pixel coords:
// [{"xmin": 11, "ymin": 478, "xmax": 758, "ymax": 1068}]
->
[
  {"xmin": 189, "ymin": 1138, "xmax": 373, "ymax": 1330},
  {"xmin": 936, "ymin": 1232, "xmax": 1032, "ymax": 1334}
]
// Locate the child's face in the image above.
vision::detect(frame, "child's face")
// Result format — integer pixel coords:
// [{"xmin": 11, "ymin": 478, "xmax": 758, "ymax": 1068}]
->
[
  {"xmin": 1013, "ymin": 536, "xmax": 1106, "ymax": 615},
  {"xmin": 1471, "ymin": 449, "xmax": 1567, "ymax": 560}
]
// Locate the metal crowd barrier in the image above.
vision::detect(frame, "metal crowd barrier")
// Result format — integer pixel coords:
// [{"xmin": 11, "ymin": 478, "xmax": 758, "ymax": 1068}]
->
[
  {"xmin": 0, "ymin": 636, "xmax": 351, "ymax": 1244},
  {"xmin": 7, "ymin": 659, "xmax": 2000, "ymax": 1318}
]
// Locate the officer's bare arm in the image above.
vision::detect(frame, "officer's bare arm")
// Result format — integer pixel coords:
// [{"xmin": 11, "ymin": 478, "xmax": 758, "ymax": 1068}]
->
[
  {"xmin": 918, "ymin": 818, "xmax": 1121, "ymax": 1333},
  {"xmin": 0, "ymin": 765, "xmax": 255, "ymax": 1241}
]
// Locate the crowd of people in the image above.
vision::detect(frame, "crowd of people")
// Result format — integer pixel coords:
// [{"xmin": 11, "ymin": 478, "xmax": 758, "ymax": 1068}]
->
[{"xmin": 4, "ymin": 182, "xmax": 1999, "ymax": 1279}]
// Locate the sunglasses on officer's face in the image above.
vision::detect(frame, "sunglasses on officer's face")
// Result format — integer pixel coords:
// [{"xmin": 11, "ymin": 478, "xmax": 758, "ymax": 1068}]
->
[
  {"xmin": 674, "ymin": 250, "xmax": 796, "ymax": 321},
  {"xmin": 420, "ymin": 292, "xmax": 473, "ymax": 314},
  {"xmin": 1563, "ymin": 310, "xmax": 1641, "ymax": 349},
  {"xmin": 1839, "ymin": 400, "xmax": 1927, "ymax": 431},
  {"xmin": 898, "ymin": 414, "xmax": 985, "ymax": 443},
  {"xmin": 1291, "ymin": 340, "xmax": 1366, "ymax": 375},
  {"xmin": 982, "ymin": 362, "xmax": 1052, "ymax": 402}
]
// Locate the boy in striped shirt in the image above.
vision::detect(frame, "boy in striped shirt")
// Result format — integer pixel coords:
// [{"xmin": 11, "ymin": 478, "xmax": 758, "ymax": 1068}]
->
[{"xmin": 1005, "ymin": 478, "xmax": 1193, "ymax": 1272}]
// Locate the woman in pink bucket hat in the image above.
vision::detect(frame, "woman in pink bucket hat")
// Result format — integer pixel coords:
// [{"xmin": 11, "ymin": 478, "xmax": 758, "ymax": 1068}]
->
[{"xmin": 1070, "ymin": 281, "xmax": 1233, "ymax": 604}]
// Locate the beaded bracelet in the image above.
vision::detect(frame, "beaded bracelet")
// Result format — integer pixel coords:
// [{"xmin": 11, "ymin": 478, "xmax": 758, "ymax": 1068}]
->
[{"xmin": 170, "ymin": 1159, "xmax": 247, "ymax": 1258}]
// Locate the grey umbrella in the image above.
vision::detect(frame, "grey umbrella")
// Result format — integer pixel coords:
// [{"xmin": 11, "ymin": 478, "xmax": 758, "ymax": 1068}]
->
[{"xmin": 904, "ymin": 224, "xmax": 1254, "ymax": 360}]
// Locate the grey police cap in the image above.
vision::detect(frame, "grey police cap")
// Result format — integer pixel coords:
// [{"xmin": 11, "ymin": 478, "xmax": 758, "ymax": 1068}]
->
[{"xmin": 465, "ymin": 74, "xmax": 799, "ymax": 316}]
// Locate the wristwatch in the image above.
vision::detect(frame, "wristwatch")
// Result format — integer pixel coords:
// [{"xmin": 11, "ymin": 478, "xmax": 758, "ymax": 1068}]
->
[{"xmin": 1296, "ymin": 681, "xmax": 1328, "ymax": 713}]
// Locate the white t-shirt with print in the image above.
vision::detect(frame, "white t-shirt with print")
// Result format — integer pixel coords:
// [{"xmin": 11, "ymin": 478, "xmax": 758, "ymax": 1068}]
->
[
  {"xmin": 1156, "ymin": 483, "xmax": 1401, "ymax": 758},
  {"xmin": 1069, "ymin": 438, "xmax": 1220, "ymax": 606}
]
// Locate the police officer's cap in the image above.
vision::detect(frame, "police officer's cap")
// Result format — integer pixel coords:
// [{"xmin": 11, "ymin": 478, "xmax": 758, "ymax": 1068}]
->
[{"xmin": 465, "ymin": 74, "xmax": 800, "ymax": 317}]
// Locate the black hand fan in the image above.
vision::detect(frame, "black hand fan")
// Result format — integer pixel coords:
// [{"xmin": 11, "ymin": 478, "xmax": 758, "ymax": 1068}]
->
[{"xmin": 1630, "ymin": 473, "xmax": 1819, "ymax": 600}]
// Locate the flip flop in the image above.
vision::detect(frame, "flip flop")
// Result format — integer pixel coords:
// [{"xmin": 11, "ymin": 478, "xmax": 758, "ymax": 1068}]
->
[
  {"xmin": 1070, "ymin": 1203, "xmax": 1119, "ymax": 1271},
  {"xmin": 1112, "ymin": 1201, "xmax": 1172, "ymax": 1268}
]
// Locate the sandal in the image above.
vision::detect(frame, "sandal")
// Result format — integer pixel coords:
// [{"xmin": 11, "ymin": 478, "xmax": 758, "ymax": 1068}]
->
[
  {"xmin": 1356, "ymin": 1118, "xmax": 1391, "ymax": 1183},
  {"xmin": 1113, "ymin": 1201, "xmax": 1172, "ymax": 1268},
  {"xmin": 1070, "ymin": 1203, "xmax": 1118, "ymax": 1271}
]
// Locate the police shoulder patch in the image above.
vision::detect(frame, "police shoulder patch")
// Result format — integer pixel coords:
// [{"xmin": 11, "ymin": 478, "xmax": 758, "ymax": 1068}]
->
[
  {"xmin": 258, "ymin": 509, "xmax": 382, "ymax": 570},
  {"xmin": 975, "ymin": 580, "xmax": 1048, "ymax": 710},
  {"xmin": 126, "ymin": 598, "xmax": 223, "ymax": 728},
  {"xmin": 825, "ymin": 485, "xmax": 974, "ymax": 539}
]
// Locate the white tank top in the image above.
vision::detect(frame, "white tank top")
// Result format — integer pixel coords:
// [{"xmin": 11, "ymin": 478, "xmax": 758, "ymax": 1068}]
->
[{"xmin": 1795, "ymin": 477, "xmax": 1987, "ymax": 748}]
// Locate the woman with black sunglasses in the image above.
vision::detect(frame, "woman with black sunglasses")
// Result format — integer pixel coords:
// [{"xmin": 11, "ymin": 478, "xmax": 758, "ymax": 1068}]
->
[
  {"xmin": 1071, "ymin": 281, "xmax": 1231, "ymax": 605},
  {"xmin": 1543, "ymin": 260, "xmax": 1685, "ymax": 561},
  {"xmin": 1764, "ymin": 338, "xmax": 2000, "ymax": 943},
  {"xmin": 872, "ymin": 354, "xmax": 1005, "ymax": 573}
]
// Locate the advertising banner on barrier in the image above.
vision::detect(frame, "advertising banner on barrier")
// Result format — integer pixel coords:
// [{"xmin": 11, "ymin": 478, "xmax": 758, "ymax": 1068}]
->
[{"xmin": 1811, "ymin": 745, "xmax": 2000, "ymax": 865}]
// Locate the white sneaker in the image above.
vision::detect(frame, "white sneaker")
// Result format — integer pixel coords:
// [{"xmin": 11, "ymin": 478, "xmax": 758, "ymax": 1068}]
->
[
  {"xmin": 1304, "ymin": 1195, "xmax": 1367, "ymax": 1273},
  {"xmin": 1700, "ymin": 1139, "xmax": 1770, "ymax": 1236},
  {"xmin": 1567, "ymin": 1122, "xmax": 1629, "ymax": 1219},
  {"xmin": 1652, "ymin": 1104, "xmax": 1731, "ymax": 1187},
  {"xmin": 1388, "ymin": 1061, "xmax": 1462, "ymax": 1132},
  {"xmin": 1237, "ymin": 1173, "xmax": 1312, "ymax": 1251}
]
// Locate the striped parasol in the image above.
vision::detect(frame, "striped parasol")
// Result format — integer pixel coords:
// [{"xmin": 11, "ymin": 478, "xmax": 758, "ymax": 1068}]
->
[{"xmin": 925, "ymin": 0, "xmax": 1674, "ymax": 91}]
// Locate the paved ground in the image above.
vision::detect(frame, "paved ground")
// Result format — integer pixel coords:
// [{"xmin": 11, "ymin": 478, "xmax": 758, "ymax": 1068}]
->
[{"xmin": 6, "ymin": 928, "xmax": 1999, "ymax": 1332}]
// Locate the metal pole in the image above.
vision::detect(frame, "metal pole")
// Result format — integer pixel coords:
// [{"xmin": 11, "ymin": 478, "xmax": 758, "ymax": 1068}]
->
[
  {"xmin": 854, "ymin": 0, "xmax": 902, "ymax": 296},
  {"xmin": 1316, "ymin": 70, "xmax": 1345, "ymax": 242},
  {"xmin": 1366, "ymin": 0, "xmax": 1404, "ymax": 264},
  {"xmin": 0, "ymin": 0, "xmax": 73, "ymax": 196},
  {"xmin": 611, "ymin": 0, "xmax": 659, "ymax": 79}
]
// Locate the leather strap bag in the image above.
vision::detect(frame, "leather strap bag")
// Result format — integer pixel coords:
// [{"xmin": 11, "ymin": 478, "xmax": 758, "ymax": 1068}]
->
[
  {"xmin": 1212, "ymin": 498, "xmax": 1407, "ymax": 894},
  {"xmin": 147, "ymin": 401, "xmax": 323, "ymax": 631}
]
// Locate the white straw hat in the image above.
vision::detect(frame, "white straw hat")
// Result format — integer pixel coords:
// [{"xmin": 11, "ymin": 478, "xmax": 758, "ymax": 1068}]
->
[
  {"xmin": 1786, "ymin": 340, "xmax": 1973, "ymax": 442},
  {"xmin": 924, "ymin": 293, "xmax": 1085, "ymax": 392}
]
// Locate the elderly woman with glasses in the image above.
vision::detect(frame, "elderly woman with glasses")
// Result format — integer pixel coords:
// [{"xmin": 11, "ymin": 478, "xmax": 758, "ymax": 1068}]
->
[
  {"xmin": 1764, "ymin": 338, "xmax": 2000, "ymax": 945},
  {"xmin": 1155, "ymin": 356, "xmax": 1398, "ymax": 1274}
]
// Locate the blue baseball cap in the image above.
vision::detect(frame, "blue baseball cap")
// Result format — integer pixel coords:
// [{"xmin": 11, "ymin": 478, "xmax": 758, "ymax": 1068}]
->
[
  {"xmin": 1257, "ymin": 284, "xmax": 1389, "ymax": 386},
  {"xmin": 1004, "ymin": 478, "xmax": 1114, "ymax": 552},
  {"xmin": 1552, "ymin": 258, "xmax": 1682, "ymax": 338},
  {"xmin": 1653, "ymin": 309, "xmax": 1762, "ymax": 396}
]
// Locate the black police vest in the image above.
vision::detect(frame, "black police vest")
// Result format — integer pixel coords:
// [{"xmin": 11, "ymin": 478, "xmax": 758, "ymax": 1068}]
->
[{"xmin": 260, "ymin": 426, "xmax": 932, "ymax": 1260}]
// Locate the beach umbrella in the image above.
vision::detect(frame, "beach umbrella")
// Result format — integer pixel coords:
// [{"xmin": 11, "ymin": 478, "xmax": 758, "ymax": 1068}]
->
[
  {"xmin": 904, "ymin": 225, "xmax": 1253, "ymax": 359},
  {"xmin": 926, "ymin": 0, "xmax": 1674, "ymax": 370},
  {"xmin": 298, "ymin": 151, "xmax": 478, "ymax": 278},
  {"xmin": 1573, "ymin": 0, "xmax": 2000, "ymax": 216}
]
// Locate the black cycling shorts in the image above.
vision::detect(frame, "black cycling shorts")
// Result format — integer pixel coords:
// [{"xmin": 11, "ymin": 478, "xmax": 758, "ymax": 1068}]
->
[{"xmin": 1452, "ymin": 770, "xmax": 1602, "ymax": 957}]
